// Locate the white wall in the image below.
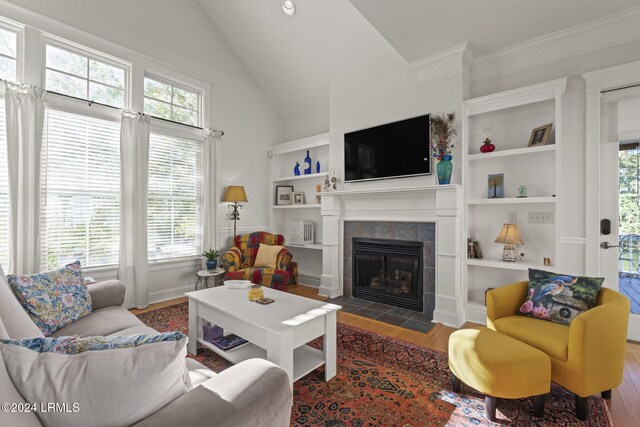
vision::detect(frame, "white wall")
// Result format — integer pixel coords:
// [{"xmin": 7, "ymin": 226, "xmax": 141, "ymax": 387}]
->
[
  {"xmin": 282, "ymin": 106, "xmax": 330, "ymax": 142},
  {"xmin": 330, "ymin": 52, "xmax": 463, "ymax": 190},
  {"xmin": 2, "ymin": 0, "xmax": 283, "ymax": 302},
  {"xmin": 471, "ymin": 38, "xmax": 640, "ymax": 275}
]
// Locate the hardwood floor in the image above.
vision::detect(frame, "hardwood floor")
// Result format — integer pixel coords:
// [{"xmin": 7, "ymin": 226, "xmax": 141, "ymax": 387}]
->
[{"xmin": 131, "ymin": 284, "xmax": 640, "ymax": 426}]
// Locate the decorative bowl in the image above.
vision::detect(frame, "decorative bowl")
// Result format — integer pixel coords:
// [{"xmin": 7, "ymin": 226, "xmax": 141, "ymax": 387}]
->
[{"xmin": 224, "ymin": 280, "xmax": 252, "ymax": 289}]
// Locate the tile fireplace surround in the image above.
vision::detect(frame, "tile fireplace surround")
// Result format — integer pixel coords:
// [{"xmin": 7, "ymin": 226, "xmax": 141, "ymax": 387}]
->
[
  {"xmin": 320, "ymin": 185, "xmax": 464, "ymax": 327},
  {"xmin": 343, "ymin": 221, "xmax": 436, "ymax": 319}
]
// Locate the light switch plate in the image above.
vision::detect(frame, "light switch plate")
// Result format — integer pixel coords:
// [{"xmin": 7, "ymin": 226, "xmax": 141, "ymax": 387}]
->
[{"xmin": 528, "ymin": 211, "xmax": 554, "ymax": 224}]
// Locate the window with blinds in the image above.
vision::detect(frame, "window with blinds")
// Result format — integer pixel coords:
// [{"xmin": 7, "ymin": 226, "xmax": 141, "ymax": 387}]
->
[
  {"xmin": 0, "ymin": 25, "xmax": 17, "ymax": 81},
  {"xmin": 0, "ymin": 102, "xmax": 9, "ymax": 268},
  {"xmin": 41, "ymin": 109, "xmax": 120, "ymax": 270},
  {"xmin": 148, "ymin": 133, "xmax": 202, "ymax": 261}
]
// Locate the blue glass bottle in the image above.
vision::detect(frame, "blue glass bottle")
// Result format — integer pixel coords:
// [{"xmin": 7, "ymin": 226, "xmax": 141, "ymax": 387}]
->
[
  {"xmin": 315, "ymin": 160, "xmax": 320, "ymax": 173},
  {"xmin": 303, "ymin": 150, "xmax": 312, "ymax": 174}
]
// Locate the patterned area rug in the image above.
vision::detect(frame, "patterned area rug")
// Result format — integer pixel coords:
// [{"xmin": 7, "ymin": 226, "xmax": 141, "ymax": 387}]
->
[{"xmin": 136, "ymin": 302, "xmax": 612, "ymax": 426}]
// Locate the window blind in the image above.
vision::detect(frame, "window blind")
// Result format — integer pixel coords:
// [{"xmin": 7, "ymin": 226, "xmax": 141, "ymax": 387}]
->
[
  {"xmin": 41, "ymin": 109, "xmax": 120, "ymax": 270},
  {"xmin": 148, "ymin": 133, "xmax": 202, "ymax": 261},
  {"xmin": 0, "ymin": 102, "xmax": 9, "ymax": 268}
]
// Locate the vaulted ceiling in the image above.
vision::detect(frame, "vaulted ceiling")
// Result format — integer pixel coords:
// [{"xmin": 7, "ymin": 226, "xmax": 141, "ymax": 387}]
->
[
  {"xmin": 197, "ymin": 0, "xmax": 391, "ymax": 124},
  {"xmin": 349, "ymin": 0, "xmax": 640, "ymax": 63},
  {"xmin": 197, "ymin": 0, "xmax": 640, "ymax": 127}
]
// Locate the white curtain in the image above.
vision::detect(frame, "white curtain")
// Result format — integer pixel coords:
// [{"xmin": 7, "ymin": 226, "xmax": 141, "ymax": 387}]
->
[
  {"xmin": 4, "ymin": 82, "xmax": 45, "ymax": 274},
  {"xmin": 202, "ymin": 129, "xmax": 222, "ymax": 254},
  {"xmin": 118, "ymin": 112, "xmax": 150, "ymax": 309}
]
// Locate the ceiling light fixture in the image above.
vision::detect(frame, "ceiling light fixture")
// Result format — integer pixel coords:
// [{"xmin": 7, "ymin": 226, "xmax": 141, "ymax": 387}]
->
[{"xmin": 282, "ymin": 0, "xmax": 296, "ymax": 17}]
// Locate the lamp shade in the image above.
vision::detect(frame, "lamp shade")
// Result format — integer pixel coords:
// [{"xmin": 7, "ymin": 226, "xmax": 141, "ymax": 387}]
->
[
  {"xmin": 494, "ymin": 223, "xmax": 524, "ymax": 245},
  {"xmin": 223, "ymin": 186, "xmax": 248, "ymax": 203}
]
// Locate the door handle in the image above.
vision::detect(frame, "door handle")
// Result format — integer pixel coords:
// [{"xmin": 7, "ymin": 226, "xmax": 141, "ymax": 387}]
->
[{"xmin": 600, "ymin": 242, "xmax": 620, "ymax": 249}]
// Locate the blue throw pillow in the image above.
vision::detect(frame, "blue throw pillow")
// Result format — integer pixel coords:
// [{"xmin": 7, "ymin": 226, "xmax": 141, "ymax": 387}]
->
[
  {"xmin": 518, "ymin": 268, "xmax": 604, "ymax": 325},
  {"xmin": 8, "ymin": 261, "xmax": 92, "ymax": 336}
]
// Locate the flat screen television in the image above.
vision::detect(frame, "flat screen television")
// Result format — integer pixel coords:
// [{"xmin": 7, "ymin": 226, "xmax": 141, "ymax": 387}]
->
[{"xmin": 344, "ymin": 114, "xmax": 431, "ymax": 182}]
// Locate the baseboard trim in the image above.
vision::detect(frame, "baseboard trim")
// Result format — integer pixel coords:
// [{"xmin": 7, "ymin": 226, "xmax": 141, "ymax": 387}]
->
[
  {"xmin": 433, "ymin": 309, "xmax": 464, "ymax": 328},
  {"xmin": 149, "ymin": 284, "xmax": 192, "ymax": 304},
  {"xmin": 298, "ymin": 273, "xmax": 320, "ymax": 288},
  {"xmin": 464, "ymin": 305, "xmax": 488, "ymax": 325}
]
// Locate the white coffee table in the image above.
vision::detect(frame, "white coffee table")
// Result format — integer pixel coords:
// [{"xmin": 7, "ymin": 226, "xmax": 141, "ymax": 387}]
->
[{"xmin": 185, "ymin": 286, "xmax": 341, "ymax": 385}]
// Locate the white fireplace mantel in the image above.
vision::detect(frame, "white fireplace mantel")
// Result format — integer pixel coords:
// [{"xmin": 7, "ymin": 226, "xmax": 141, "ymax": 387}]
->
[{"xmin": 319, "ymin": 184, "xmax": 464, "ymax": 327}]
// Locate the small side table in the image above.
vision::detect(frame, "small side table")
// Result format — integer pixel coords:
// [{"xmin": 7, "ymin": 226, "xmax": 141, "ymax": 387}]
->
[{"xmin": 195, "ymin": 268, "xmax": 226, "ymax": 291}]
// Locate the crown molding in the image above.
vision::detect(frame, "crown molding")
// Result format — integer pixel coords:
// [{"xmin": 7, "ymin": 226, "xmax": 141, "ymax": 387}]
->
[
  {"xmin": 464, "ymin": 78, "xmax": 566, "ymax": 116},
  {"xmin": 583, "ymin": 59, "xmax": 640, "ymax": 90},
  {"xmin": 411, "ymin": 43, "xmax": 474, "ymax": 84},
  {"xmin": 473, "ymin": 6, "xmax": 640, "ymax": 82}
]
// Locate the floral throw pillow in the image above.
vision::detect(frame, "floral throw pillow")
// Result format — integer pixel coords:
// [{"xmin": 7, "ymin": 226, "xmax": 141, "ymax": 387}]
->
[
  {"xmin": 7, "ymin": 261, "xmax": 92, "ymax": 336},
  {"xmin": 518, "ymin": 268, "xmax": 604, "ymax": 326},
  {"xmin": 0, "ymin": 331, "xmax": 186, "ymax": 355}
]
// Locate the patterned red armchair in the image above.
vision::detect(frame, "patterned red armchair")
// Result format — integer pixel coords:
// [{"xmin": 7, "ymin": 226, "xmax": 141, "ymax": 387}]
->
[{"xmin": 221, "ymin": 232, "xmax": 298, "ymax": 291}]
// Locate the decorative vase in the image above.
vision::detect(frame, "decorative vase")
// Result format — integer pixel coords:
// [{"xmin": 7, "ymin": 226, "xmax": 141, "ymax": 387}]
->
[
  {"xmin": 436, "ymin": 154, "xmax": 453, "ymax": 185},
  {"xmin": 480, "ymin": 139, "xmax": 495, "ymax": 153},
  {"xmin": 315, "ymin": 160, "xmax": 320, "ymax": 173},
  {"xmin": 206, "ymin": 259, "xmax": 217, "ymax": 270},
  {"xmin": 293, "ymin": 162, "xmax": 301, "ymax": 176},
  {"xmin": 303, "ymin": 150, "xmax": 312, "ymax": 174}
]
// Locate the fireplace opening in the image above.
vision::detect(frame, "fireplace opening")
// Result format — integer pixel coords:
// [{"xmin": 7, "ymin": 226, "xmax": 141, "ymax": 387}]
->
[{"xmin": 352, "ymin": 238, "xmax": 423, "ymax": 311}]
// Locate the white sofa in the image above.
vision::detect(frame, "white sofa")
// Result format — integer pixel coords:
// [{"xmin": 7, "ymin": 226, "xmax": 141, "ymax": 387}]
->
[{"xmin": 0, "ymin": 271, "xmax": 292, "ymax": 427}]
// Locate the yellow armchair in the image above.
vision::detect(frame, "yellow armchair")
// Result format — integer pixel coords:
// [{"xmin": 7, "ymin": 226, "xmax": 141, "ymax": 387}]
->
[{"xmin": 486, "ymin": 281, "xmax": 629, "ymax": 420}]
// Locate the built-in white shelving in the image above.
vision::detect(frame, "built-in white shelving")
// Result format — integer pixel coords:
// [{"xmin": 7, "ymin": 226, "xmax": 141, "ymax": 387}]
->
[
  {"xmin": 462, "ymin": 78, "xmax": 566, "ymax": 325},
  {"xmin": 466, "ymin": 258, "xmax": 552, "ymax": 271},
  {"xmin": 272, "ymin": 204, "xmax": 321, "ymax": 210},
  {"xmin": 268, "ymin": 133, "xmax": 330, "ymax": 287},
  {"xmin": 467, "ymin": 197, "xmax": 556, "ymax": 205},
  {"xmin": 466, "ymin": 144, "xmax": 556, "ymax": 161},
  {"xmin": 286, "ymin": 243, "xmax": 324, "ymax": 250},
  {"xmin": 272, "ymin": 172, "xmax": 328, "ymax": 183}
]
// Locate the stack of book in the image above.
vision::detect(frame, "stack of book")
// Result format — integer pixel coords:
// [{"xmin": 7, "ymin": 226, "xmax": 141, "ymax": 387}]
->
[{"xmin": 467, "ymin": 238, "xmax": 484, "ymax": 259}]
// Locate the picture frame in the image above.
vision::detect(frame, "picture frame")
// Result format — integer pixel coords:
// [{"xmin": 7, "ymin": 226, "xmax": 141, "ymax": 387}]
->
[
  {"xmin": 292, "ymin": 192, "xmax": 304, "ymax": 205},
  {"xmin": 275, "ymin": 186, "xmax": 294, "ymax": 205},
  {"xmin": 527, "ymin": 123, "xmax": 553, "ymax": 147},
  {"xmin": 488, "ymin": 173, "xmax": 504, "ymax": 199}
]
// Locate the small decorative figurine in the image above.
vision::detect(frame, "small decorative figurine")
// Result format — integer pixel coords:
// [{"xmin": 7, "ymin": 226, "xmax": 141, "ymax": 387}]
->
[
  {"xmin": 329, "ymin": 168, "xmax": 338, "ymax": 191},
  {"xmin": 517, "ymin": 185, "xmax": 528, "ymax": 198},
  {"xmin": 323, "ymin": 174, "xmax": 331, "ymax": 192},
  {"xmin": 303, "ymin": 150, "xmax": 312, "ymax": 174},
  {"xmin": 293, "ymin": 162, "xmax": 301, "ymax": 176},
  {"xmin": 480, "ymin": 124, "xmax": 496, "ymax": 153},
  {"xmin": 480, "ymin": 138, "xmax": 495, "ymax": 153},
  {"xmin": 315, "ymin": 160, "xmax": 320, "ymax": 173}
]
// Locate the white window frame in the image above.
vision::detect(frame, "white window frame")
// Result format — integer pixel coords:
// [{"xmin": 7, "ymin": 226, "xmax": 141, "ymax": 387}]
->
[
  {"xmin": 42, "ymin": 34, "xmax": 132, "ymax": 111},
  {"xmin": 0, "ymin": 8, "xmax": 213, "ymax": 273},
  {"xmin": 0, "ymin": 16, "xmax": 24, "ymax": 82},
  {"xmin": 144, "ymin": 75, "xmax": 205, "ymax": 265},
  {"xmin": 144, "ymin": 72, "xmax": 203, "ymax": 128},
  {"xmin": 40, "ymin": 107, "xmax": 123, "ymax": 270},
  {"xmin": 147, "ymin": 124, "xmax": 204, "ymax": 265}
]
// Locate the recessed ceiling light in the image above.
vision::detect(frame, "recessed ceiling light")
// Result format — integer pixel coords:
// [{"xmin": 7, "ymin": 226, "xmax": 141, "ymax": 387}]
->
[{"xmin": 282, "ymin": 0, "xmax": 296, "ymax": 17}]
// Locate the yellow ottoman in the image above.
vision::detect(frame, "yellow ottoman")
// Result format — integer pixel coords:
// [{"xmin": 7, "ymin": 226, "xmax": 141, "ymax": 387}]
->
[{"xmin": 448, "ymin": 327, "xmax": 550, "ymax": 422}]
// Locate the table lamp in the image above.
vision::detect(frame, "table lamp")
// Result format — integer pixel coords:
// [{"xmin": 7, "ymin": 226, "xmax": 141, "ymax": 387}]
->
[
  {"xmin": 494, "ymin": 223, "xmax": 524, "ymax": 262},
  {"xmin": 223, "ymin": 186, "xmax": 248, "ymax": 238}
]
